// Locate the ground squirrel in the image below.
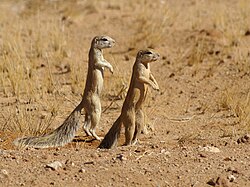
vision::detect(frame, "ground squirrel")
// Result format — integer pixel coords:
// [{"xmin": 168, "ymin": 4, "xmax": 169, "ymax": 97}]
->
[
  {"xmin": 14, "ymin": 36, "xmax": 115, "ymax": 148},
  {"xmin": 98, "ymin": 49, "xmax": 160, "ymax": 149}
]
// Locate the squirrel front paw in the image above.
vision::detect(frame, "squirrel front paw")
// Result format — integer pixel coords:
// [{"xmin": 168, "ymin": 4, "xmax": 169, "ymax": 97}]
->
[
  {"xmin": 109, "ymin": 65, "xmax": 114, "ymax": 74},
  {"xmin": 153, "ymin": 85, "xmax": 160, "ymax": 91}
]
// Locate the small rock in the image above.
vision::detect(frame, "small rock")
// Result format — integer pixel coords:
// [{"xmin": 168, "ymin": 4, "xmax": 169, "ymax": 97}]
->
[
  {"xmin": 116, "ymin": 154, "xmax": 127, "ymax": 161},
  {"xmin": 207, "ymin": 178, "xmax": 216, "ymax": 186},
  {"xmin": 224, "ymin": 157, "xmax": 232, "ymax": 161},
  {"xmin": 124, "ymin": 55, "xmax": 130, "ymax": 61},
  {"xmin": 134, "ymin": 147, "xmax": 145, "ymax": 153},
  {"xmin": 151, "ymin": 145, "xmax": 159, "ymax": 149},
  {"xmin": 65, "ymin": 160, "xmax": 75, "ymax": 167},
  {"xmin": 227, "ymin": 174, "xmax": 236, "ymax": 182},
  {"xmin": 78, "ymin": 168, "xmax": 86, "ymax": 173},
  {"xmin": 173, "ymin": 163, "xmax": 179, "ymax": 167},
  {"xmin": 160, "ymin": 149, "xmax": 171, "ymax": 156},
  {"xmin": 0, "ymin": 169, "xmax": 8, "ymax": 178},
  {"xmin": 169, "ymin": 73, "xmax": 175, "ymax": 78},
  {"xmin": 53, "ymin": 152, "xmax": 59, "ymax": 156},
  {"xmin": 208, "ymin": 176, "xmax": 230, "ymax": 187},
  {"xmin": 245, "ymin": 30, "xmax": 250, "ymax": 36},
  {"xmin": 199, "ymin": 146, "xmax": 220, "ymax": 153},
  {"xmin": 226, "ymin": 166, "xmax": 238, "ymax": 174},
  {"xmin": 50, "ymin": 182, "xmax": 55, "ymax": 185},
  {"xmin": 216, "ymin": 176, "xmax": 230, "ymax": 187},
  {"xmin": 199, "ymin": 153, "xmax": 206, "ymax": 158},
  {"xmin": 237, "ymin": 134, "xmax": 250, "ymax": 144},
  {"xmin": 160, "ymin": 149, "xmax": 166, "ymax": 153},
  {"xmin": 46, "ymin": 161, "xmax": 63, "ymax": 171},
  {"xmin": 84, "ymin": 161, "xmax": 95, "ymax": 165}
]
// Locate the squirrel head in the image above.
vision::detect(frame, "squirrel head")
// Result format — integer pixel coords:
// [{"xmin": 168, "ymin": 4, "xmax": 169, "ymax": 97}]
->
[
  {"xmin": 136, "ymin": 49, "xmax": 160, "ymax": 63},
  {"xmin": 92, "ymin": 36, "xmax": 115, "ymax": 49}
]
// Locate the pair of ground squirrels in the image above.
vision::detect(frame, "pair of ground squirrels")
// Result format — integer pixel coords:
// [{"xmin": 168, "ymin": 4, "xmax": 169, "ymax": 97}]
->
[{"xmin": 14, "ymin": 35, "xmax": 160, "ymax": 149}]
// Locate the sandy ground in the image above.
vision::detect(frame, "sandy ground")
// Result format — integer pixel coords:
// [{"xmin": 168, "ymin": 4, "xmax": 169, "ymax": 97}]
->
[{"xmin": 0, "ymin": 0, "xmax": 250, "ymax": 186}]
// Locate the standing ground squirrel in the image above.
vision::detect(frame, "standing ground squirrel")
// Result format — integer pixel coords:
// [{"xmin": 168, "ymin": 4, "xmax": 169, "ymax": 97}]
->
[
  {"xmin": 98, "ymin": 49, "xmax": 160, "ymax": 149},
  {"xmin": 14, "ymin": 36, "xmax": 115, "ymax": 148},
  {"xmin": 82, "ymin": 36, "xmax": 115, "ymax": 140}
]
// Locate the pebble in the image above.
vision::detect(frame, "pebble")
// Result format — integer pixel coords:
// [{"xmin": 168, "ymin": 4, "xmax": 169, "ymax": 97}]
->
[
  {"xmin": 237, "ymin": 134, "xmax": 250, "ymax": 144},
  {"xmin": 207, "ymin": 176, "xmax": 230, "ymax": 187},
  {"xmin": 79, "ymin": 168, "xmax": 86, "ymax": 173},
  {"xmin": 53, "ymin": 152, "xmax": 60, "ymax": 156},
  {"xmin": 84, "ymin": 161, "xmax": 95, "ymax": 165},
  {"xmin": 160, "ymin": 149, "xmax": 171, "ymax": 155},
  {"xmin": 215, "ymin": 177, "xmax": 230, "ymax": 187},
  {"xmin": 124, "ymin": 55, "xmax": 130, "ymax": 61},
  {"xmin": 65, "ymin": 159, "xmax": 75, "ymax": 167},
  {"xmin": 227, "ymin": 174, "xmax": 236, "ymax": 182},
  {"xmin": 199, "ymin": 153, "xmax": 206, "ymax": 158},
  {"xmin": 0, "ymin": 169, "xmax": 8, "ymax": 177},
  {"xmin": 116, "ymin": 154, "xmax": 127, "ymax": 161},
  {"xmin": 226, "ymin": 166, "xmax": 238, "ymax": 174},
  {"xmin": 134, "ymin": 147, "xmax": 145, "ymax": 153},
  {"xmin": 199, "ymin": 146, "xmax": 220, "ymax": 153},
  {"xmin": 46, "ymin": 161, "xmax": 63, "ymax": 171}
]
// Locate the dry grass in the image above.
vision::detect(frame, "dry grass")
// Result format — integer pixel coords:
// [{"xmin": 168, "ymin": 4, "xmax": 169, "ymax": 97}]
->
[
  {"xmin": 0, "ymin": 0, "xmax": 122, "ymax": 137},
  {"xmin": 0, "ymin": 102, "xmax": 58, "ymax": 136},
  {"xmin": 128, "ymin": 0, "xmax": 172, "ymax": 50},
  {"xmin": 0, "ymin": 1, "xmax": 83, "ymax": 136},
  {"xmin": 0, "ymin": 13, "xmax": 68, "ymax": 98},
  {"xmin": 219, "ymin": 89, "xmax": 250, "ymax": 132}
]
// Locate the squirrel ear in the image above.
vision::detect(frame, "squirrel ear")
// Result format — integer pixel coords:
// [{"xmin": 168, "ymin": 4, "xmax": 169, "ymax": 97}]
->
[
  {"xmin": 92, "ymin": 36, "xmax": 98, "ymax": 46},
  {"xmin": 94, "ymin": 36, "xmax": 99, "ymax": 43},
  {"xmin": 137, "ymin": 50, "xmax": 141, "ymax": 56}
]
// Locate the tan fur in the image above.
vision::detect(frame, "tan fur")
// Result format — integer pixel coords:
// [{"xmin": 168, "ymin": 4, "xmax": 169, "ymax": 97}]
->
[
  {"xmin": 14, "ymin": 36, "xmax": 115, "ymax": 148},
  {"xmin": 98, "ymin": 49, "xmax": 159, "ymax": 149}
]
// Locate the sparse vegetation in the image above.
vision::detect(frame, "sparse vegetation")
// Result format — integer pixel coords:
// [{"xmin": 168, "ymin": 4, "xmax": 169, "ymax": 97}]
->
[
  {"xmin": 0, "ymin": 0, "xmax": 250, "ymax": 186},
  {"xmin": 219, "ymin": 89, "xmax": 250, "ymax": 131},
  {"xmin": 128, "ymin": 0, "xmax": 172, "ymax": 50}
]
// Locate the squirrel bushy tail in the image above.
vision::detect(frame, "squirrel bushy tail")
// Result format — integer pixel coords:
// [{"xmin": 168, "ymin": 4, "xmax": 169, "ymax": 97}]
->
[
  {"xmin": 98, "ymin": 116, "xmax": 122, "ymax": 149},
  {"xmin": 13, "ymin": 104, "xmax": 83, "ymax": 148}
]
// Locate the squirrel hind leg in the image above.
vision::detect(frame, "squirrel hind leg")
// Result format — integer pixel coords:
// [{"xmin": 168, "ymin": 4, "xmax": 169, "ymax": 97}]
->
[
  {"xmin": 83, "ymin": 114, "xmax": 92, "ymax": 136},
  {"xmin": 89, "ymin": 107, "xmax": 102, "ymax": 140},
  {"xmin": 90, "ymin": 129, "xmax": 103, "ymax": 141}
]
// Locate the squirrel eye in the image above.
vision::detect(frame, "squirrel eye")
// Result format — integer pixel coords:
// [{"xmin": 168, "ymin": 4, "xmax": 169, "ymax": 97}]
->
[
  {"xmin": 145, "ymin": 51, "xmax": 152, "ymax": 55},
  {"xmin": 101, "ymin": 38, "xmax": 108, "ymax": 41}
]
